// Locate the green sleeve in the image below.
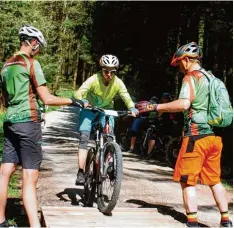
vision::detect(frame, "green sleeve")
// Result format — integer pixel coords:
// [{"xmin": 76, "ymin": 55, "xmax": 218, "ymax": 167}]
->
[
  {"xmin": 33, "ymin": 60, "xmax": 47, "ymax": 87},
  {"xmin": 74, "ymin": 76, "xmax": 93, "ymax": 100}
]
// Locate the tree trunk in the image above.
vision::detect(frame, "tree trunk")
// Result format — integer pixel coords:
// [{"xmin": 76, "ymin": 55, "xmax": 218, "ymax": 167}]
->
[
  {"xmin": 53, "ymin": 1, "xmax": 67, "ymax": 94},
  {"xmin": 82, "ymin": 62, "xmax": 87, "ymax": 83},
  {"xmin": 73, "ymin": 57, "xmax": 79, "ymax": 91},
  {"xmin": 198, "ymin": 14, "xmax": 205, "ymax": 55}
]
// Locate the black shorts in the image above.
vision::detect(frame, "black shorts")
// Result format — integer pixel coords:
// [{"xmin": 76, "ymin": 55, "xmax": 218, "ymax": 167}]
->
[{"xmin": 2, "ymin": 122, "xmax": 42, "ymax": 170}]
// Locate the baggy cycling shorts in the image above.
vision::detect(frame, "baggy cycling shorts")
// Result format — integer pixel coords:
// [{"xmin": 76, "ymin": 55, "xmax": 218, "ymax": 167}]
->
[
  {"xmin": 173, "ymin": 134, "xmax": 222, "ymax": 186},
  {"xmin": 2, "ymin": 122, "xmax": 42, "ymax": 170}
]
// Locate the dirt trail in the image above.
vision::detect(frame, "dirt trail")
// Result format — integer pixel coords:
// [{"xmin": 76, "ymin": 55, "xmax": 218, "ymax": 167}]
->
[{"xmin": 38, "ymin": 106, "xmax": 233, "ymax": 227}]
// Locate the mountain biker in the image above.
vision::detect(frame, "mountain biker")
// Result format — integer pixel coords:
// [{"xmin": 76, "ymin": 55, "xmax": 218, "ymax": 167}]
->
[
  {"xmin": 127, "ymin": 96, "xmax": 158, "ymax": 154},
  {"xmin": 74, "ymin": 54, "xmax": 139, "ymax": 185},
  {"xmin": 137, "ymin": 42, "xmax": 232, "ymax": 227},
  {"xmin": 0, "ymin": 24, "xmax": 83, "ymax": 228}
]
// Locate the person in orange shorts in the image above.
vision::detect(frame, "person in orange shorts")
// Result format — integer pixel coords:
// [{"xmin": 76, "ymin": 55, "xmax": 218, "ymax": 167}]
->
[{"xmin": 137, "ymin": 42, "xmax": 232, "ymax": 227}]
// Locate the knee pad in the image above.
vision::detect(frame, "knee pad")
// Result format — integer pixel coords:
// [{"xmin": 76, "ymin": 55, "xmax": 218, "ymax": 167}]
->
[{"xmin": 79, "ymin": 131, "xmax": 90, "ymax": 149}]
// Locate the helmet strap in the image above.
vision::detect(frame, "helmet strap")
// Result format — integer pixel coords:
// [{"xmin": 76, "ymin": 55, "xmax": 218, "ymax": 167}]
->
[
  {"xmin": 25, "ymin": 40, "xmax": 39, "ymax": 51},
  {"xmin": 185, "ymin": 59, "xmax": 196, "ymax": 72}
]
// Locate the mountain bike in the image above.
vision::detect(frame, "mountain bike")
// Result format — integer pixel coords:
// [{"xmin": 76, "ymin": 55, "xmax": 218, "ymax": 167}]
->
[
  {"xmin": 139, "ymin": 117, "xmax": 172, "ymax": 160},
  {"xmin": 166, "ymin": 136, "xmax": 182, "ymax": 168},
  {"xmin": 83, "ymin": 107, "xmax": 131, "ymax": 214}
]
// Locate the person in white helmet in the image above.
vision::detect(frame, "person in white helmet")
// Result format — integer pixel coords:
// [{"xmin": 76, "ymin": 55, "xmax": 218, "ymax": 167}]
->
[
  {"xmin": 0, "ymin": 25, "xmax": 83, "ymax": 227},
  {"xmin": 74, "ymin": 54, "xmax": 139, "ymax": 185}
]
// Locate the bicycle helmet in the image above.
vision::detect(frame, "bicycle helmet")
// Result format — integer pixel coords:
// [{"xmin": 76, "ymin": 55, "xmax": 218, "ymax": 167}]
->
[
  {"xmin": 19, "ymin": 25, "xmax": 47, "ymax": 48},
  {"xmin": 100, "ymin": 54, "xmax": 119, "ymax": 68},
  {"xmin": 149, "ymin": 96, "xmax": 159, "ymax": 104},
  {"xmin": 170, "ymin": 42, "xmax": 202, "ymax": 66},
  {"xmin": 161, "ymin": 93, "xmax": 172, "ymax": 102}
]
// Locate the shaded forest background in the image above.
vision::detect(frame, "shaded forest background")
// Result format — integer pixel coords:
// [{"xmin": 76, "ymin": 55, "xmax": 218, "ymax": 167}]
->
[{"xmin": 0, "ymin": 1, "xmax": 233, "ymax": 175}]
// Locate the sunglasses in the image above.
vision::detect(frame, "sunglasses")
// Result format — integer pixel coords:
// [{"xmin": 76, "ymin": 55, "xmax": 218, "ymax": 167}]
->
[{"xmin": 103, "ymin": 69, "xmax": 116, "ymax": 74}]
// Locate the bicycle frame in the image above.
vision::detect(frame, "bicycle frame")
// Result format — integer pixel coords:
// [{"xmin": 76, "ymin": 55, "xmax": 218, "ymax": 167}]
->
[
  {"xmin": 84, "ymin": 106, "xmax": 130, "ymax": 213},
  {"xmin": 87, "ymin": 107, "xmax": 129, "ymax": 178}
]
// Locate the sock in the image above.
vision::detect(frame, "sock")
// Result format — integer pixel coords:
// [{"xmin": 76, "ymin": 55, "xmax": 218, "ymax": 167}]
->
[
  {"xmin": 78, "ymin": 168, "xmax": 84, "ymax": 173},
  {"xmin": 187, "ymin": 212, "xmax": 198, "ymax": 225},
  {"xmin": 221, "ymin": 211, "xmax": 230, "ymax": 223}
]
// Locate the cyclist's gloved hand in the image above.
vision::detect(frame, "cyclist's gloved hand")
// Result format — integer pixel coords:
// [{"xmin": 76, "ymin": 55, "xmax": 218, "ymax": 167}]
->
[
  {"xmin": 129, "ymin": 107, "xmax": 139, "ymax": 117},
  {"xmin": 81, "ymin": 99, "xmax": 89, "ymax": 108},
  {"xmin": 137, "ymin": 101, "xmax": 158, "ymax": 114},
  {"xmin": 71, "ymin": 97, "xmax": 85, "ymax": 108}
]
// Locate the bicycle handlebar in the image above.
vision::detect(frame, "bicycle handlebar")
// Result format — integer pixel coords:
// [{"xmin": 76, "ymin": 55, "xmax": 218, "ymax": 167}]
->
[{"xmin": 83, "ymin": 106, "xmax": 132, "ymax": 117}]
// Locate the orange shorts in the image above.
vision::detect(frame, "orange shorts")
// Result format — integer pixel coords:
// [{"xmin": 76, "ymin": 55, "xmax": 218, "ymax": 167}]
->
[{"xmin": 173, "ymin": 135, "xmax": 222, "ymax": 186}]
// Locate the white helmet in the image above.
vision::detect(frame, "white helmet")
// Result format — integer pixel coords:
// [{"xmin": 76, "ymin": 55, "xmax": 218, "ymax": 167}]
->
[
  {"xmin": 100, "ymin": 54, "xmax": 119, "ymax": 68},
  {"xmin": 19, "ymin": 25, "xmax": 47, "ymax": 48}
]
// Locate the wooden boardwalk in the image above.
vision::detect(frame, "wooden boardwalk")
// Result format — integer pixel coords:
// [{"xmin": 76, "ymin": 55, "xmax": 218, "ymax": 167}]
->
[{"xmin": 41, "ymin": 206, "xmax": 184, "ymax": 227}]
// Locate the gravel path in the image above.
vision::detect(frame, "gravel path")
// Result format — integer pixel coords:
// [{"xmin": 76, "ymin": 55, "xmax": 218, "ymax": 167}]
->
[{"xmin": 37, "ymin": 106, "xmax": 233, "ymax": 227}]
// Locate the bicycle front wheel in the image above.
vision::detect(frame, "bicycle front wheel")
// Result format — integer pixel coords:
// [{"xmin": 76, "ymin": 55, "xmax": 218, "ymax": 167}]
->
[
  {"xmin": 84, "ymin": 148, "xmax": 97, "ymax": 207},
  {"xmin": 166, "ymin": 137, "xmax": 182, "ymax": 169},
  {"xmin": 97, "ymin": 142, "xmax": 123, "ymax": 214}
]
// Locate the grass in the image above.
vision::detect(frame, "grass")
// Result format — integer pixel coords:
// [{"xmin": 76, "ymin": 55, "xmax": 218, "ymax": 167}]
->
[{"xmin": 222, "ymin": 180, "xmax": 233, "ymax": 191}]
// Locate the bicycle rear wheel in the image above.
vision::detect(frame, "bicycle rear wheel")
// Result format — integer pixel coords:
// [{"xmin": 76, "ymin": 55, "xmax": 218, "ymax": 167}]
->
[
  {"xmin": 84, "ymin": 148, "xmax": 97, "ymax": 207},
  {"xmin": 97, "ymin": 142, "xmax": 123, "ymax": 214}
]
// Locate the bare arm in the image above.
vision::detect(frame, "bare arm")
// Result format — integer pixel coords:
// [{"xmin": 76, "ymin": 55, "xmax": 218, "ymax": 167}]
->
[
  {"xmin": 157, "ymin": 99, "xmax": 191, "ymax": 113},
  {"xmin": 36, "ymin": 85, "xmax": 72, "ymax": 106}
]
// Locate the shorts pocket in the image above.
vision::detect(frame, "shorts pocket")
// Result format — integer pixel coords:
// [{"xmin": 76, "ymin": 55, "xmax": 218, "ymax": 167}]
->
[{"xmin": 180, "ymin": 155, "xmax": 200, "ymax": 175}]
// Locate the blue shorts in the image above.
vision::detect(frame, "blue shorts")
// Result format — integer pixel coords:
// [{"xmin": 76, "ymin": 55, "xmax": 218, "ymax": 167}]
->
[
  {"xmin": 78, "ymin": 109, "xmax": 115, "ymax": 134},
  {"xmin": 131, "ymin": 118, "xmax": 143, "ymax": 133}
]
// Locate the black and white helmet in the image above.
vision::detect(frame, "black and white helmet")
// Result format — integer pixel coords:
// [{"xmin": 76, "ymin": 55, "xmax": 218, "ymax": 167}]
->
[
  {"xmin": 19, "ymin": 25, "xmax": 47, "ymax": 47},
  {"xmin": 100, "ymin": 54, "xmax": 119, "ymax": 68}
]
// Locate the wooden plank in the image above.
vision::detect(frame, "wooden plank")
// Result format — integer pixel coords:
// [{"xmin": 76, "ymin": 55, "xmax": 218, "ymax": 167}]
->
[{"xmin": 41, "ymin": 206, "xmax": 182, "ymax": 228}]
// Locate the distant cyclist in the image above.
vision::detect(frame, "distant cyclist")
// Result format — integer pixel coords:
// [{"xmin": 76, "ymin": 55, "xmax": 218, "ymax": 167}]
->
[
  {"xmin": 74, "ymin": 54, "xmax": 138, "ymax": 185},
  {"xmin": 127, "ymin": 96, "xmax": 158, "ymax": 154}
]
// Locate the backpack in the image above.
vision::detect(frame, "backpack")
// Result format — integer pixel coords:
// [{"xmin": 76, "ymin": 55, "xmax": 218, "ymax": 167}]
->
[{"xmin": 199, "ymin": 68, "xmax": 233, "ymax": 127}]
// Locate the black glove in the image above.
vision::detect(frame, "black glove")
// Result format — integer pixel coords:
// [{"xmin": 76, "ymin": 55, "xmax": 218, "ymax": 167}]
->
[{"xmin": 71, "ymin": 97, "xmax": 84, "ymax": 108}]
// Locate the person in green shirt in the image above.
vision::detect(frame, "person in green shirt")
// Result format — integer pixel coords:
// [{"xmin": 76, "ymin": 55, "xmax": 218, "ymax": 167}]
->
[
  {"xmin": 137, "ymin": 42, "xmax": 232, "ymax": 227},
  {"xmin": 0, "ymin": 25, "xmax": 83, "ymax": 228},
  {"xmin": 74, "ymin": 54, "xmax": 138, "ymax": 185}
]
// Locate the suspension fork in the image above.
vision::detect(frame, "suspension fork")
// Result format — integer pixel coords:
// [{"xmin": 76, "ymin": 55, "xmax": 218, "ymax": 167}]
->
[{"xmin": 99, "ymin": 132, "xmax": 104, "ymax": 176}]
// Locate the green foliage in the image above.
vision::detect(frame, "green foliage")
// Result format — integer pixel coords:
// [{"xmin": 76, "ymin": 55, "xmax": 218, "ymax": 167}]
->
[{"xmin": 8, "ymin": 174, "xmax": 20, "ymax": 197}]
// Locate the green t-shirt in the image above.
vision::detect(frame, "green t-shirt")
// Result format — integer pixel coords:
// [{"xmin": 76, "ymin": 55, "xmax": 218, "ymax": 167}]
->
[
  {"xmin": 75, "ymin": 72, "xmax": 135, "ymax": 109},
  {"xmin": 1, "ymin": 51, "xmax": 47, "ymax": 123},
  {"xmin": 179, "ymin": 70, "xmax": 213, "ymax": 136}
]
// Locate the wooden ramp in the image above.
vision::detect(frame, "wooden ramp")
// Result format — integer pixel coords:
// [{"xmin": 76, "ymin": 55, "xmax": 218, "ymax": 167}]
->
[{"xmin": 41, "ymin": 206, "xmax": 183, "ymax": 227}]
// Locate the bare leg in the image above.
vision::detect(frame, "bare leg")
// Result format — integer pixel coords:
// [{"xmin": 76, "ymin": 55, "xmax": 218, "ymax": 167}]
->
[
  {"xmin": 78, "ymin": 148, "xmax": 88, "ymax": 170},
  {"xmin": 147, "ymin": 140, "xmax": 156, "ymax": 155},
  {"xmin": 0, "ymin": 163, "xmax": 16, "ymax": 223},
  {"xmin": 181, "ymin": 182, "xmax": 198, "ymax": 213},
  {"xmin": 22, "ymin": 169, "xmax": 40, "ymax": 227},
  {"xmin": 210, "ymin": 183, "xmax": 229, "ymax": 212},
  {"xmin": 130, "ymin": 137, "xmax": 136, "ymax": 150}
]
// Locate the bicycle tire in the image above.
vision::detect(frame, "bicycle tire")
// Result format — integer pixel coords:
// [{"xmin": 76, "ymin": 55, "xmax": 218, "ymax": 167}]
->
[
  {"xmin": 119, "ymin": 132, "xmax": 130, "ymax": 151},
  {"xmin": 166, "ymin": 137, "xmax": 182, "ymax": 169},
  {"xmin": 97, "ymin": 142, "xmax": 123, "ymax": 214},
  {"xmin": 139, "ymin": 130, "xmax": 148, "ymax": 157},
  {"xmin": 84, "ymin": 148, "xmax": 97, "ymax": 207}
]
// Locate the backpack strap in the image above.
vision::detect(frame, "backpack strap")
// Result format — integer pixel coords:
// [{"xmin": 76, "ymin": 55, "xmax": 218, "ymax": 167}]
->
[{"xmin": 198, "ymin": 68, "xmax": 215, "ymax": 82}]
